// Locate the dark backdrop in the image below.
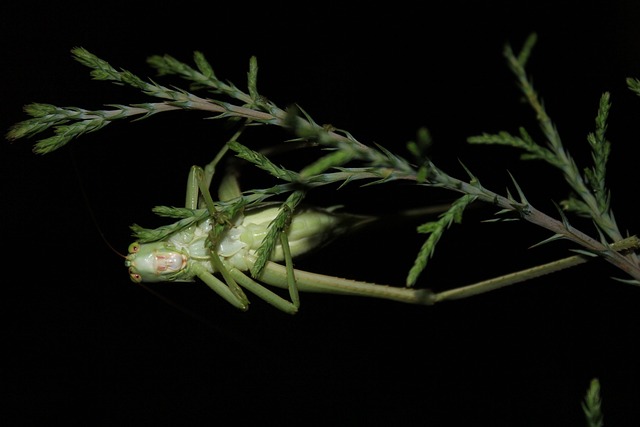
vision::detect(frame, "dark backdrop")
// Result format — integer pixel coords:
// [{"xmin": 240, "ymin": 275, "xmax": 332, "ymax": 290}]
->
[{"xmin": 3, "ymin": 1, "xmax": 640, "ymax": 425}]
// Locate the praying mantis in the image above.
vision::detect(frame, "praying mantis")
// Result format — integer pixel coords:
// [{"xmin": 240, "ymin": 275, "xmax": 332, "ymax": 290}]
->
[
  {"xmin": 124, "ymin": 144, "xmax": 437, "ymax": 314},
  {"xmin": 123, "ymin": 141, "xmax": 640, "ymax": 314}
]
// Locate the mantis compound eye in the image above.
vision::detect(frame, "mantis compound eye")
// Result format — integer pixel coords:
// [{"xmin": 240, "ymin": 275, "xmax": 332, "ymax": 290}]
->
[
  {"xmin": 128, "ymin": 268, "xmax": 142, "ymax": 283},
  {"xmin": 128, "ymin": 242, "xmax": 141, "ymax": 254}
]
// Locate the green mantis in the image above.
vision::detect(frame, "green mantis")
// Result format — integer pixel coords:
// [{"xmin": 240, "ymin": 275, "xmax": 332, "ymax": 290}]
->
[{"xmin": 125, "ymin": 146, "xmax": 436, "ymax": 314}]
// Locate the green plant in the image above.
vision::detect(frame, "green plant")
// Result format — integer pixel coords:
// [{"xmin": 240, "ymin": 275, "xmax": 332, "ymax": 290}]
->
[{"xmin": 582, "ymin": 378, "xmax": 604, "ymax": 427}]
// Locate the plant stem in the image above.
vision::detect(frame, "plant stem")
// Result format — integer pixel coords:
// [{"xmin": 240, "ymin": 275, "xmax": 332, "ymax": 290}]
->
[{"xmin": 431, "ymin": 173, "xmax": 640, "ymax": 282}]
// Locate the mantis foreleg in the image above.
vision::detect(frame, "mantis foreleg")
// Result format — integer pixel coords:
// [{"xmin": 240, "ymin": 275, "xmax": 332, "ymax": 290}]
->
[
  {"xmin": 185, "ymin": 144, "xmax": 302, "ymax": 314},
  {"xmin": 184, "ymin": 152, "xmax": 250, "ymax": 310},
  {"xmin": 215, "ymin": 157, "xmax": 302, "ymax": 314}
]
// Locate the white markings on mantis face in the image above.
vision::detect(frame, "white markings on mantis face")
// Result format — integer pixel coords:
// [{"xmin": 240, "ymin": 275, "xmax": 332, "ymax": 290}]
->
[{"xmin": 126, "ymin": 241, "xmax": 188, "ymax": 283}]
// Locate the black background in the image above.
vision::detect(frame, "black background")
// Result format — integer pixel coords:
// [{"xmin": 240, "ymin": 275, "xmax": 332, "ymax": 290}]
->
[{"xmin": 4, "ymin": 1, "xmax": 640, "ymax": 425}]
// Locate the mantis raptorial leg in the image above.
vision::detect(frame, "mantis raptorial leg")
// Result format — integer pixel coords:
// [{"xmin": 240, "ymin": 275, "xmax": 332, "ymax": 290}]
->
[
  {"xmin": 184, "ymin": 163, "xmax": 250, "ymax": 311},
  {"xmin": 186, "ymin": 146, "xmax": 302, "ymax": 314}
]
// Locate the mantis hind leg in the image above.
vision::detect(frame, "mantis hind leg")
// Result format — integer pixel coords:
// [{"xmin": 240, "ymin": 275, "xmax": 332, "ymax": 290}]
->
[
  {"xmin": 191, "ymin": 263, "xmax": 249, "ymax": 311},
  {"xmin": 229, "ymin": 229, "xmax": 302, "ymax": 314},
  {"xmin": 229, "ymin": 267, "xmax": 299, "ymax": 314}
]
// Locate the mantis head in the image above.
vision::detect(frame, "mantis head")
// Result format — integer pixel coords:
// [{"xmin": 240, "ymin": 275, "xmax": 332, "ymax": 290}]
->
[{"xmin": 125, "ymin": 241, "xmax": 188, "ymax": 283}]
